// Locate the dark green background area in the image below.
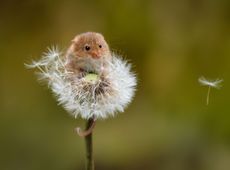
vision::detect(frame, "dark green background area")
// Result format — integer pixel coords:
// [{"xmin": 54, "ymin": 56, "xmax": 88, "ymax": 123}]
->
[{"xmin": 1, "ymin": 0, "xmax": 230, "ymax": 169}]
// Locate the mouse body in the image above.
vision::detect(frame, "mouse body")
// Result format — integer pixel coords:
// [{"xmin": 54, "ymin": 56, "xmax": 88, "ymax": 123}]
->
[{"xmin": 65, "ymin": 32, "xmax": 111, "ymax": 76}]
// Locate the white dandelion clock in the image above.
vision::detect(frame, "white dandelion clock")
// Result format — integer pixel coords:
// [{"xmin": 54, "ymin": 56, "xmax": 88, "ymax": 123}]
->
[
  {"xmin": 27, "ymin": 48, "xmax": 136, "ymax": 120},
  {"xmin": 198, "ymin": 76, "xmax": 223, "ymax": 105}
]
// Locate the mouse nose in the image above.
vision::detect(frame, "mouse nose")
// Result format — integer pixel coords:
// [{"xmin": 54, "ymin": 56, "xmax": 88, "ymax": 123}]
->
[{"xmin": 91, "ymin": 52, "xmax": 100, "ymax": 59}]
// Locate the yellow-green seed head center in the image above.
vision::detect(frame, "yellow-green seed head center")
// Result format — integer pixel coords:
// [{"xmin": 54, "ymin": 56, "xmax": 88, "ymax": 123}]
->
[{"xmin": 84, "ymin": 73, "xmax": 99, "ymax": 83}]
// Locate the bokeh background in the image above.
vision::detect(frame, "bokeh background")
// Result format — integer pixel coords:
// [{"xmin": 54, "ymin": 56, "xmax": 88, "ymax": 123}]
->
[{"xmin": 1, "ymin": 0, "xmax": 230, "ymax": 169}]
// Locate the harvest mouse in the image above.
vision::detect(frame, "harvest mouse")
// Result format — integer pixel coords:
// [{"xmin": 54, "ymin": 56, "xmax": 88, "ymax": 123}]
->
[{"xmin": 65, "ymin": 32, "xmax": 112, "ymax": 76}]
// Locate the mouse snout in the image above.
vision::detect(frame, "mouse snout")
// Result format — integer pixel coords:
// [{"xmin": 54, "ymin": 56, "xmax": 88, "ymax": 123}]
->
[{"xmin": 91, "ymin": 52, "xmax": 101, "ymax": 59}]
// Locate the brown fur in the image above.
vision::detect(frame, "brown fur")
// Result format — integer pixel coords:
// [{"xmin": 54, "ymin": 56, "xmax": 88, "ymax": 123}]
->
[{"xmin": 65, "ymin": 32, "xmax": 111, "ymax": 75}]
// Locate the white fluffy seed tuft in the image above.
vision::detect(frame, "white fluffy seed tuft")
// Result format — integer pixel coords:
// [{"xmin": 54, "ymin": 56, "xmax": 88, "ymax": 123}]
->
[
  {"xmin": 27, "ymin": 47, "xmax": 137, "ymax": 119},
  {"xmin": 198, "ymin": 76, "xmax": 223, "ymax": 89}
]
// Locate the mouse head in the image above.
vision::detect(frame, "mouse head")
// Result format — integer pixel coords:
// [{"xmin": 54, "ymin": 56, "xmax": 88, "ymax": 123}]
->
[{"xmin": 70, "ymin": 32, "xmax": 111, "ymax": 59}]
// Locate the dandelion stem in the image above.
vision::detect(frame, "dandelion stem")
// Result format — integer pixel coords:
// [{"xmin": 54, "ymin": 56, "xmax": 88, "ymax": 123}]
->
[
  {"xmin": 75, "ymin": 118, "xmax": 96, "ymax": 169},
  {"xmin": 207, "ymin": 86, "xmax": 211, "ymax": 105},
  {"xmin": 85, "ymin": 118, "xmax": 95, "ymax": 170}
]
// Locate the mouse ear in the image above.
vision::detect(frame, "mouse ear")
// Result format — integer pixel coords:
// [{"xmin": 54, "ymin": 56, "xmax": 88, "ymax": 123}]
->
[
  {"xmin": 96, "ymin": 32, "xmax": 105, "ymax": 39},
  {"xmin": 71, "ymin": 35, "xmax": 80, "ymax": 43}
]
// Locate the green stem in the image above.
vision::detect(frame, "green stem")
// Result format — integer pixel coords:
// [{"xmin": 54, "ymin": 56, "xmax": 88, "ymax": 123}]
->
[{"xmin": 85, "ymin": 118, "xmax": 94, "ymax": 170}]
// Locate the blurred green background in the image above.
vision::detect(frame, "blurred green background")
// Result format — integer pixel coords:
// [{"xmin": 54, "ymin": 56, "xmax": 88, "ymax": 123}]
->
[{"xmin": 1, "ymin": 0, "xmax": 230, "ymax": 169}]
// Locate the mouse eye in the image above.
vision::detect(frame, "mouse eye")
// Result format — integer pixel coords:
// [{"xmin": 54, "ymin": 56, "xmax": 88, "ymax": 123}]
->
[
  {"xmin": 85, "ymin": 45, "xmax": 90, "ymax": 51},
  {"xmin": 99, "ymin": 45, "xmax": 102, "ymax": 48}
]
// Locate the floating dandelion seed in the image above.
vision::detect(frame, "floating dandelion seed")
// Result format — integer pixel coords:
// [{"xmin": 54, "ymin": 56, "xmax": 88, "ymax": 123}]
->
[{"xmin": 198, "ymin": 76, "xmax": 223, "ymax": 105}]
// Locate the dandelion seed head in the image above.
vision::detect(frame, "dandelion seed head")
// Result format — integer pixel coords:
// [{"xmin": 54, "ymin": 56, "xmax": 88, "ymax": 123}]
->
[{"xmin": 27, "ymin": 47, "xmax": 137, "ymax": 119}]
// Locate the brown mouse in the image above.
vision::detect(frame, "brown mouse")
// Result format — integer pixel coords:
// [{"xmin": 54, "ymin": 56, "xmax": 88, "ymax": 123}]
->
[{"xmin": 65, "ymin": 32, "xmax": 112, "ymax": 76}]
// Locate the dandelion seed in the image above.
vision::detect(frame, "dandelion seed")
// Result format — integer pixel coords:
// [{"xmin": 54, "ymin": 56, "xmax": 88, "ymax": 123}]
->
[{"xmin": 198, "ymin": 76, "xmax": 223, "ymax": 105}]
